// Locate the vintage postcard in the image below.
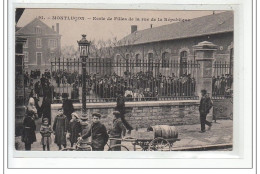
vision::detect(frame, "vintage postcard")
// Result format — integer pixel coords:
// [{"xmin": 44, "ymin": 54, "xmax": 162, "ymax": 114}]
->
[{"xmin": 14, "ymin": 8, "xmax": 234, "ymax": 153}]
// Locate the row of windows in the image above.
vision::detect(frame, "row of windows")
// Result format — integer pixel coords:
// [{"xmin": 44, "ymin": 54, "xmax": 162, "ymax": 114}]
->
[
  {"xmin": 23, "ymin": 52, "xmax": 42, "ymax": 65},
  {"xmin": 23, "ymin": 38, "xmax": 58, "ymax": 49},
  {"xmin": 116, "ymin": 51, "xmax": 188, "ymax": 68},
  {"xmin": 23, "ymin": 51, "xmax": 55, "ymax": 63}
]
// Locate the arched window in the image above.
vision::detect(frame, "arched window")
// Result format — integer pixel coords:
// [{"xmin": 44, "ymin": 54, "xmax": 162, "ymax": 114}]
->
[
  {"xmin": 148, "ymin": 53, "xmax": 153, "ymax": 71},
  {"xmin": 180, "ymin": 51, "xmax": 188, "ymax": 76},
  {"xmin": 135, "ymin": 54, "xmax": 141, "ymax": 67},
  {"xmin": 116, "ymin": 55, "xmax": 120, "ymax": 66},
  {"xmin": 162, "ymin": 52, "xmax": 170, "ymax": 68}
]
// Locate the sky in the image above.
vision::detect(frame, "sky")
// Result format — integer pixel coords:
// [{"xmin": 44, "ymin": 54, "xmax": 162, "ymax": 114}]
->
[{"xmin": 17, "ymin": 9, "xmax": 224, "ymax": 49}]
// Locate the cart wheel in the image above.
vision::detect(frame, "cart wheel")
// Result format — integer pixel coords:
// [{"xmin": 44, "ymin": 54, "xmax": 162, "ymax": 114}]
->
[
  {"xmin": 77, "ymin": 146, "xmax": 92, "ymax": 151},
  {"xmin": 107, "ymin": 144, "xmax": 129, "ymax": 151},
  {"xmin": 148, "ymin": 137, "xmax": 171, "ymax": 151}
]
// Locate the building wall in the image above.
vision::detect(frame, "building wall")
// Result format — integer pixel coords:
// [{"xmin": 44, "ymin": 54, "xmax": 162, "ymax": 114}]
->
[
  {"xmin": 51, "ymin": 101, "xmax": 204, "ymax": 130},
  {"xmin": 114, "ymin": 32, "xmax": 233, "ymax": 77},
  {"xmin": 23, "ymin": 36, "xmax": 61, "ymax": 72},
  {"xmin": 50, "ymin": 100, "xmax": 232, "ymax": 130}
]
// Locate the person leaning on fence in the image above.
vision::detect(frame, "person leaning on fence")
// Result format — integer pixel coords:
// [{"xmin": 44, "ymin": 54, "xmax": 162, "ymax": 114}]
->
[
  {"xmin": 199, "ymin": 89, "xmax": 213, "ymax": 133},
  {"xmin": 109, "ymin": 111, "xmax": 126, "ymax": 151},
  {"xmin": 40, "ymin": 118, "xmax": 53, "ymax": 151},
  {"xmin": 79, "ymin": 113, "xmax": 109, "ymax": 151}
]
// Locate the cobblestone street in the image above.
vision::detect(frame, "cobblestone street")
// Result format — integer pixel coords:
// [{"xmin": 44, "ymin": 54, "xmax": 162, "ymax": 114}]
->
[{"xmin": 15, "ymin": 119, "xmax": 232, "ymax": 151}]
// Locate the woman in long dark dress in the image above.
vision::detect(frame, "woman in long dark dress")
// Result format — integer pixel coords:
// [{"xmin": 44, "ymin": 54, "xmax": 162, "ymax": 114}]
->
[
  {"xmin": 41, "ymin": 97, "xmax": 52, "ymax": 124},
  {"xmin": 22, "ymin": 110, "xmax": 36, "ymax": 151},
  {"xmin": 62, "ymin": 97, "xmax": 74, "ymax": 127}
]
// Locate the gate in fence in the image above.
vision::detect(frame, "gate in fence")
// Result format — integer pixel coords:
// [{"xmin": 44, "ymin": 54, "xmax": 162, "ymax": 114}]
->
[{"xmin": 50, "ymin": 57, "xmax": 200, "ymax": 103}]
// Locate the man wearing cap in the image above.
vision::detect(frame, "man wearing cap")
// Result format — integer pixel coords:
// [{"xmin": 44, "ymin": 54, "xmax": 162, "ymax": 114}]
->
[
  {"xmin": 80, "ymin": 113, "xmax": 109, "ymax": 151},
  {"xmin": 109, "ymin": 111, "xmax": 126, "ymax": 151},
  {"xmin": 199, "ymin": 89, "xmax": 213, "ymax": 133}
]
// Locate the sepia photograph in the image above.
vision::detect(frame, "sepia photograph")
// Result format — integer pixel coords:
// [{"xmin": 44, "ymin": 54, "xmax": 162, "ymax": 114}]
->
[{"xmin": 14, "ymin": 8, "xmax": 234, "ymax": 152}]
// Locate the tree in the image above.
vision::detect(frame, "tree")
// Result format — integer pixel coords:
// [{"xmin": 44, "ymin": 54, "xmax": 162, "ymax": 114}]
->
[{"xmin": 61, "ymin": 45, "xmax": 79, "ymax": 59}]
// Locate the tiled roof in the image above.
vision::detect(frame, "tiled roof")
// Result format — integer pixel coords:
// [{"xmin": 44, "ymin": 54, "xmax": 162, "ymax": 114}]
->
[
  {"xmin": 119, "ymin": 11, "xmax": 233, "ymax": 46},
  {"xmin": 16, "ymin": 18, "xmax": 60, "ymax": 36}
]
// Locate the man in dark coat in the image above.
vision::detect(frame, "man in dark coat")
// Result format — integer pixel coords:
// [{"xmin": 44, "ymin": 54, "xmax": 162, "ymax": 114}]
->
[
  {"xmin": 34, "ymin": 81, "xmax": 40, "ymax": 98},
  {"xmin": 22, "ymin": 110, "xmax": 36, "ymax": 150},
  {"xmin": 53, "ymin": 108, "xmax": 68, "ymax": 150},
  {"xmin": 80, "ymin": 113, "xmax": 109, "ymax": 151},
  {"xmin": 41, "ymin": 97, "xmax": 52, "ymax": 124},
  {"xmin": 199, "ymin": 89, "xmax": 213, "ymax": 133},
  {"xmin": 115, "ymin": 93, "xmax": 133, "ymax": 132},
  {"xmin": 62, "ymin": 96, "xmax": 74, "ymax": 126}
]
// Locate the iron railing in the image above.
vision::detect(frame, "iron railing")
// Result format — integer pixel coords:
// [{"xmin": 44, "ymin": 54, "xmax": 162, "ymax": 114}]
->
[
  {"xmin": 50, "ymin": 58, "xmax": 200, "ymax": 103},
  {"xmin": 212, "ymin": 61, "xmax": 233, "ymax": 99}
]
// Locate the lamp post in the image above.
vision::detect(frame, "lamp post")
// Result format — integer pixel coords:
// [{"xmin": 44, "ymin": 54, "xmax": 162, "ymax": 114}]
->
[{"xmin": 77, "ymin": 34, "xmax": 91, "ymax": 117}]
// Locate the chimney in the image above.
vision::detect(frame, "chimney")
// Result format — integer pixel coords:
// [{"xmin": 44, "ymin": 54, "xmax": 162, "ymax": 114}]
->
[
  {"xmin": 131, "ymin": 25, "xmax": 137, "ymax": 33},
  {"xmin": 52, "ymin": 25, "xmax": 55, "ymax": 31},
  {"xmin": 56, "ymin": 23, "xmax": 59, "ymax": 33},
  {"xmin": 150, "ymin": 24, "xmax": 153, "ymax": 28}
]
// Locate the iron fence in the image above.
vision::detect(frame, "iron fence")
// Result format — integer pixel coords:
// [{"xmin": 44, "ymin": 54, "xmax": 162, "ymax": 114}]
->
[{"xmin": 50, "ymin": 58, "xmax": 200, "ymax": 103}]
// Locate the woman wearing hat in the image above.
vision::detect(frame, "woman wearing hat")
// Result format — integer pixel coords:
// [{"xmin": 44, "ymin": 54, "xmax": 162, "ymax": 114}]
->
[
  {"xmin": 109, "ymin": 111, "xmax": 126, "ymax": 151},
  {"xmin": 68, "ymin": 112, "xmax": 82, "ymax": 147},
  {"xmin": 27, "ymin": 97, "xmax": 38, "ymax": 120}
]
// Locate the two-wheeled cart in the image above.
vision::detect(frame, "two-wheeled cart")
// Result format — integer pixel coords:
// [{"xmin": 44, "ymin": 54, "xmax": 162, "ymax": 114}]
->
[{"xmin": 61, "ymin": 125, "xmax": 180, "ymax": 151}]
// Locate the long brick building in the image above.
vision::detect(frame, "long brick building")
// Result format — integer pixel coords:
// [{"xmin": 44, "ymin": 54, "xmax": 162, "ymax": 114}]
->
[{"xmin": 114, "ymin": 11, "xmax": 233, "ymax": 77}]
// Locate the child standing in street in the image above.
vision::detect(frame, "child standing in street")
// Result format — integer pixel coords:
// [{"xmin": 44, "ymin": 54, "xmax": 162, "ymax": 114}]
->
[
  {"xmin": 53, "ymin": 108, "xmax": 68, "ymax": 150},
  {"xmin": 40, "ymin": 118, "xmax": 53, "ymax": 151}
]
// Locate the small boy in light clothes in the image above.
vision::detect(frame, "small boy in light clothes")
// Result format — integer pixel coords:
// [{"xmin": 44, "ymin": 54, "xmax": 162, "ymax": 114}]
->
[{"xmin": 40, "ymin": 118, "xmax": 53, "ymax": 151}]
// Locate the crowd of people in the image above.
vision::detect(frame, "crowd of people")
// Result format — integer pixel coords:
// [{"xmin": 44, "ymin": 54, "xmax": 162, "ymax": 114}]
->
[
  {"xmin": 23, "ymin": 69, "xmax": 233, "ymax": 105},
  {"xmin": 32, "ymin": 69, "xmax": 197, "ymax": 102},
  {"xmin": 212, "ymin": 74, "xmax": 233, "ymax": 96},
  {"xmin": 92, "ymin": 71, "xmax": 196, "ymax": 101},
  {"xmin": 20, "ymin": 68, "xmax": 231, "ymax": 151},
  {"xmin": 52, "ymin": 70, "xmax": 83, "ymax": 87},
  {"xmin": 21, "ymin": 91, "xmax": 132, "ymax": 151}
]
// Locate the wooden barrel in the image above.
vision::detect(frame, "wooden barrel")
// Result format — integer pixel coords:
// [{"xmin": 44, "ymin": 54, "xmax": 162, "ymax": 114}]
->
[{"xmin": 151, "ymin": 125, "xmax": 178, "ymax": 139}]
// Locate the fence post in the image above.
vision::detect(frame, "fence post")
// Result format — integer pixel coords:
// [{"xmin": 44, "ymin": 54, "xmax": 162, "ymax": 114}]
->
[{"xmin": 193, "ymin": 41, "xmax": 218, "ymax": 98}]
